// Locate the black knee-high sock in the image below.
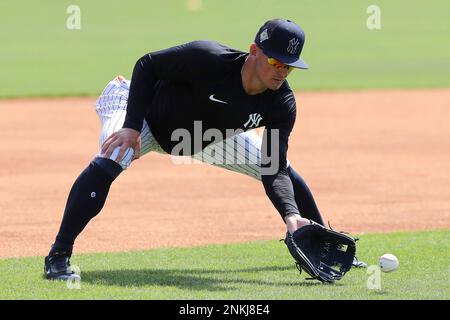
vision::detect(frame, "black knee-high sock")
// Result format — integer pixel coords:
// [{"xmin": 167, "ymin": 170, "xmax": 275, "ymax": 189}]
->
[
  {"xmin": 287, "ymin": 166, "xmax": 325, "ymax": 226},
  {"xmin": 50, "ymin": 159, "xmax": 122, "ymax": 255}
]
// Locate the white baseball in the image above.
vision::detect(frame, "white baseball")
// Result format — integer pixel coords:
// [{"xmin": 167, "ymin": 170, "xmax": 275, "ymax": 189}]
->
[{"xmin": 379, "ymin": 253, "xmax": 399, "ymax": 272}]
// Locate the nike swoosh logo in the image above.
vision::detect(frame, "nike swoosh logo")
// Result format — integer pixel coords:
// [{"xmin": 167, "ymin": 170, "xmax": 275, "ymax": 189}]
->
[{"xmin": 209, "ymin": 94, "xmax": 228, "ymax": 104}]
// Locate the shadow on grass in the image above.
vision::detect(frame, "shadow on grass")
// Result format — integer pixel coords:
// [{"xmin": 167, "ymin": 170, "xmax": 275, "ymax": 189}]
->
[{"xmin": 82, "ymin": 265, "xmax": 326, "ymax": 291}]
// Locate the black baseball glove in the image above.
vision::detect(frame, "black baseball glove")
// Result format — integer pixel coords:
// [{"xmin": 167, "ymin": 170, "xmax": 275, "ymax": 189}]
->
[{"xmin": 284, "ymin": 222, "xmax": 356, "ymax": 283}]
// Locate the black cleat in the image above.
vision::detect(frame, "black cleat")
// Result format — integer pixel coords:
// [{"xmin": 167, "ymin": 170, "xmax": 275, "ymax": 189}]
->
[{"xmin": 44, "ymin": 252, "xmax": 80, "ymax": 281}]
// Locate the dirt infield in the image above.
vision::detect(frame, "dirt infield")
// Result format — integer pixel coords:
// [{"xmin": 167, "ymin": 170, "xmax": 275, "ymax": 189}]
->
[{"xmin": 1, "ymin": 89, "xmax": 449, "ymax": 258}]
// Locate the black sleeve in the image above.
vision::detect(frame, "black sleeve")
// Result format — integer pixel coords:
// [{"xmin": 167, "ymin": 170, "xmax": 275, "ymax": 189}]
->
[
  {"xmin": 261, "ymin": 93, "xmax": 299, "ymax": 220},
  {"xmin": 123, "ymin": 41, "xmax": 226, "ymax": 132},
  {"xmin": 122, "ymin": 54, "xmax": 157, "ymax": 132}
]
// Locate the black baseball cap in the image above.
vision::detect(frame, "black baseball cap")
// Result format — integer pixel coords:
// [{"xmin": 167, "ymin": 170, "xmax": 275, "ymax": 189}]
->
[{"xmin": 255, "ymin": 18, "xmax": 309, "ymax": 69}]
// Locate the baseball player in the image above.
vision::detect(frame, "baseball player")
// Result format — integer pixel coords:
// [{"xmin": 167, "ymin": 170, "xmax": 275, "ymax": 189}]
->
[{"xmin": 44, "ymin": 18, "xmax": 366, "ymax": 281}]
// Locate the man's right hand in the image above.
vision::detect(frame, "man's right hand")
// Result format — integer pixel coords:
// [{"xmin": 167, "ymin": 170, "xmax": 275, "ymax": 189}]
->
[{"xmin": 101, "ymin": 128, "xmax": 141, "ymax": 162}]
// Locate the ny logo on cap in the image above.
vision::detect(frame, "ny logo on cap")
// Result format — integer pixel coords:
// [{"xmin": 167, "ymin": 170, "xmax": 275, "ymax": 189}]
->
[
  {"xmin": 259, "ymin": 29, "xmax": 269, "ymax": 42},
  {"xmin": 287, "ymin": 38, "xmax": 299, "ymax": 54}
]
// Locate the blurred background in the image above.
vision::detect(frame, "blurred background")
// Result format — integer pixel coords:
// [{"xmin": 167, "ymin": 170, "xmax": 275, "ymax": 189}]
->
[{"xmin": 0, "ymin": 0, "xmax": 449, "ymax": 98}]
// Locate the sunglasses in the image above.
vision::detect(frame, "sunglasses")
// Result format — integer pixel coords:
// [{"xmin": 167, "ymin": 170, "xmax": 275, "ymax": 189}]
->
[{"xmin": 267, "ymin": 57, "xmax": 295, "ymax": 72}]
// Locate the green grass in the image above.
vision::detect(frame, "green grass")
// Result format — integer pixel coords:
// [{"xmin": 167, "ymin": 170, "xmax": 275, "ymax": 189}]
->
[
  {"xmin": 0, "ymin": 0, "xmax": 449, "ymax": 97},
  {"xmin": 0, "ymin": 230, "xmax": 448, "ymax": 299}
]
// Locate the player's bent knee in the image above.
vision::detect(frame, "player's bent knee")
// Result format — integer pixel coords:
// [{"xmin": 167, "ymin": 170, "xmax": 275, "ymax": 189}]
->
[
  {"xmin": 93, "ymin": 157, "xmax": 124, "ymax": 179},
  {"xmin": 94, "ymin": 145, "xmax": 135, "ymax": 175},
  {"xmin": 111, "ymin": 147, "xmax": 134, "ymax": 168}
]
